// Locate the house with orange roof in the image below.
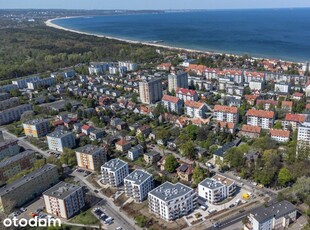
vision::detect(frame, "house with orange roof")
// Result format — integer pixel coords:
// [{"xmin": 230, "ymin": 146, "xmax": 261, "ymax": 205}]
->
[
  {"xmin": 176, "ymin": 87, "xmax": 198, "ymax": 102},
  {"xmin": 282, "ymin": 113, "xmax": 306, "ymax": 130},
  {"xmin": 115, "ymin": 138, "xmax": 131, "ymax": 152},
  {"xmin": 239, "ymin": 125, "xmax": 262, "ymax": 138},
  {"xmin": 187, "ymin": 64, "xmax": 207, "ymax": 76},
  {"xmin": 190, "ymin": 117, "xmax": 210, "ymax": 127},
  {"xmin": 214, "ymin": 105, "xmax": 239, "ymax": 124},
  {"xmin": 175, "ymin": 116, "xmax": 189, "ymax": 128},
  {"xmin": 245, "ymin": 71, "xmax": 265, "ymax": 83},
  {"xmin": 246, "ymin": 109, "xmax": 275, "ymax": 129},
  {"xmin": 184, "ymin": 100, "xmax": 207, "ymax": 119},
  {"xmin": 245, "ymin": 95, "xmax": 259, "ymax": 106},
  {"xmin": 281, "ymin": 101, "xmax": 293, "ymax": 112},
  {"xmin": 156, "ymin": 63, "xmax": 171, "ymax": 71},
  {"xmin": 161, "ymin": 95, "xmax": 183, "ymax": 114},
  {"xmin": 269, "ymin": 129, "xmax": 290, "ymax": 143},
  {"xmin": 292, "ymin": 92, "xmax": 304, "ymax": 100},
  {"xmin": 217, "ymin": 121, "xmax": 236, "ymax": 134},
  {"xmin": 256, "ymin": 100, "xmax": 278, "ymax": 110}
]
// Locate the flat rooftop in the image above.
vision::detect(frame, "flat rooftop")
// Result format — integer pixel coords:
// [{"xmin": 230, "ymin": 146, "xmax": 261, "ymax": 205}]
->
[
  {"xmin": 149, "ymin": 182, "xmax": 193, "ymax": 201},
  {"xmin": 47, "ymin": 129, "xmax": 73, "ymax": 138},
  {"xmin": 124, "ymin": 169, "xmax": 152, "ymax": 185},
  {"xmin": 212, "ymin": 174, "xmax": 235, "ymax": 186},
  {"xmin": 199, "ymin": 178, "xmax": 224, "ymax": 190},
  {"xmin": 0, "ymin": 150, "xmax": 35, "ymax": 168},
  {"xmin": 101, "ymin": 158, "xmax": 127, "ymax": 172},
  {"xmin": 24, "ymin": 118, "xmax": 48, "ymax": 125},
  {"xmin": 0, "ymin": 164, "xmax": 57, "ymax": 196},
  {"xmin": 75, "ymin": 144, "xmax": 103, "ymax": 155},
  {"xmin": 43, "ymin": 181, "xmax": 81, "ymax": 200},
  {"xmin": 0, "ymin": 139, "xmax": 18, "ymax": 148}
]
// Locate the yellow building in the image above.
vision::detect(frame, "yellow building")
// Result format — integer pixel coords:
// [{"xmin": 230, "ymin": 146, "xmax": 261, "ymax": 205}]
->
[
  {"xmin": 75, "ymin": 145, "xmax": 107, "ymax": 171},
  {"xmin": 23, "ymin": 118, "xmax": 50, "ymax": 138}
]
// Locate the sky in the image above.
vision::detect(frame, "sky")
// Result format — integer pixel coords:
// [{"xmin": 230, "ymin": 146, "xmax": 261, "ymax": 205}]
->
[{"xmin": 0, "ymin": 0, "xmax": 310, "ymax": 10}]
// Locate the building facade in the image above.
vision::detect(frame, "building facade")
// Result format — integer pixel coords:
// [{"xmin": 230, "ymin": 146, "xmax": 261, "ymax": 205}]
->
[
  {"xmin": 139, "ymin": 78, "xmax": 162, "ymax": 104},
  {"xmin": 101, "ymin": 159, "xmax": 129, "ymax": 187},
  {"xmin": 184, "ymin": 100, "xmax": 207, "ymax": 118},
  {"xmin": 162, "ymin": 95, "xmax": 183, "ymax": 114},
  {"xmin": 247, "ymin": 109, "xmax": 275, "ymax": 129},
  {"xmin": 75, "ymin": 145, "xmax": 107, "ymax": 171},
  {"xmin": 0, "ymin": 104, "xmax": 32, "ymax": 125},
  {"xmin": 23, "ymin": 119, "xmax": 50, "ymax": 138},
  {"xmin": 168, "ymin": 71, "xmax": 188, "ymax": 93},
  {"xmin": 0, "ymin": 139, "xmax": 20, "ymax": 161},
  {"xmin": 47, "ymin": 130, "xmax": 76, "ymax": 153},
  {"xmin": 214, "ymin": 105, "xmax": 239, "ymax": 124}
]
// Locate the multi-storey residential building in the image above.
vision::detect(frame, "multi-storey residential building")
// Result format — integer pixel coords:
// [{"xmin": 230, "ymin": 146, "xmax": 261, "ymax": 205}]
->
[
  {"xmin": 144, "ymin": 151, "xmax": 161, "ymax": 164},
  {"xmin": 184, "ymin": 100, "xmax": 207, "ymax": 118},
  {"xmin": 269, "ymin": 129, "xmax": 290, "ymax": 143},
  {"xmin": 249, "ymin": 81, "xmax": 263, "ymax": 91},
  {"xmin": 0, "ymin": 97, "xmax": 19, "ymax": 110},
  {"xmin": 12, "ymin": 76, "xmax": 40, "ymax": 89},
  {"xmin": 23, "ymin": 118, "xmax": 50, "ymax": 138},
  {"xmin": 0, "ymin": 164, "xmax": 59, "ymax": 213},
  {"xmin": 118, "ymin": 61, "xmax": 138, "ymax": 71},
  {"xmin": 256, "ymin": 100, "xmax": 278, "ymax": 110},
  {"xmin": 168, "ymin": 71, "xmax": 188, "ymax": 92},
  {"xmin": 0, "ymin": 84, "xmax": 18, "ymax": 93},
  {"xmin": 297, "ymin": 121, "xmax": 310, "ymax": 158},
  {"xmin": 47, "ymin": 130, "xmax": 76, "ymax": 153},
  {"xmin": 0, "ymin": 93, "xmax": 10, "ymax": 101},
  {"xmin": 274, "ymin": 82, "xmax": 290, "ymax": 93},
  {"xmin": 0, "ymin": 104, "xmax": 32, "ymax": 125},
  {"xmin": 101, "ymin": 159, "xmax": 129, "ymax": 187},
  {"xmin": 281, "ymin": 101, "xmax": 293, "ymax": 112},
  {"xmin": 88, "ymin": 62, "xmax": 110, "ymax": 75},
  {"xmin": 283, "ymin": 113, "xmax": 306, "ymax": 130},
  {"xmin": 214, "ymin": 105, "xmax": 239, "ymax": 124},
  {"xmin": 245, "ymin": 71, "xmax": 265, "ymax": 83},
  {"xmin": 156, "ymin": 63, "xmax": 172, "ymax": 71},
  {"xmin": 127, "ymin": 144, "xmax": 144, "ymax": 161},
  {"xmin": 124, "ymin": 170, "xmax": 153, "ymax": 202},
  {"xmin": 43, "ymin": 182, "xmax": 85, "ymax": 219},
  {"xmin": 139, "ymin": 78, "xmax": 162, "ymax": 104},
  {"xmin": 198, "ymin": 174, "xmax": 236, "ymax": 204},
  {"xmin": 247, "ymin": 109, "xmax": 275, "ymax": 129},
  {"xmin": 0, "ymin": 150, "xmax": 36, "ymax": 186},
  {"xmin": 162, "ymin": 95, "xmax": 183, "ymax": 114},
  {"xmin": 27, "ymin": 77, "xmax": 56, "ymax": 90},
  {"xmin": 148, "ymin": 182, "xmax": 197, "ymax": 221},
  {"xmin": 244, "ymin": 200, "xmax": 297, "ymax": 230},
  {"xmin": 115, "ymin": 138, "xmax": 131, "ymax": 152},
  {"xmin": 75, "ymin": 145, "xmax": 107, "ymax": 171},
  {"xmin": 176, "ymin": 88, "xmax": 198, "ymax": 101},
  {"xmin": 239, "ymin": 125, "xmax": 262, "ymax": 138},
  {"xmin": 109, "ymin": 66, "xmax": 127, "ymax": 76},
  {"xmin": 0, "ymin": 139, "xmax": 20, "ymax": 161}
]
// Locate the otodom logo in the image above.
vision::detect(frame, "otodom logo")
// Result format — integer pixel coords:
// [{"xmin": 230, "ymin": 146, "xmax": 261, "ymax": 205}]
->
[{"xmin": 3, "ymin": 217, "xmax": 61, "ymax": 228}]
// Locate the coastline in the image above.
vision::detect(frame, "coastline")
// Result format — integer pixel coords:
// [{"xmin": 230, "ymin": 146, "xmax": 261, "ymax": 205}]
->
[{"xmin": 45, "ymin": 17, "xmax": 303, "ymax": 64}]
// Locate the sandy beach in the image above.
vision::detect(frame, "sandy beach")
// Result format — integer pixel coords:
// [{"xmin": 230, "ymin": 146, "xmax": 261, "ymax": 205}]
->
[{"xmin": 45, "ymin": 17, "xmax": 301, "ymax": 64}]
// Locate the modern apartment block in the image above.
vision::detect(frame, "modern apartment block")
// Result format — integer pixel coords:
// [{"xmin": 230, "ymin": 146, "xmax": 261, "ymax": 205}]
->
[
  {"xmin": 0, "ymin": 97, "xmax": 19, "ymax": 110},
  {"xmin": 75, "ymin": 144, "xmax": 107, "ymax": 171},
  {"xmin": 23, "ymin": 118, "xmax": 50, "ymax": 138},
  {"xmin": 101, "ymin": 158, "xmax": 129, "ymax": 187},
  {"xmin": 244, "ymin": 201, "xmax": 297, "ymax": 230},
  {"xmin": 162, "ymin": 95, "xmax": 183, "ymax": 114},
  {"xmin": 0, "ymin": 139, "xmax": 20, "ymax": 161},
  {"xmin": 297, "ymin": 121, "xmax": 310, "ymax": 157},
  {"xmin": 214, "ymin": 105, "xmax": 239, "ymax": 124},
  {"xmin": 124, "ymin": 169, "xmax": 153, "ymax": 202},
  {"xmin": 168, "ymin": 71, "xmax": 188, "ymax": 92},
  {"xmin": 0, "ymin": 93, "xmax": 10, "ymax": 101},
  {"xmin": 0, "ymin": 164, "xmax": 59, "ymax": 213},
  {"xmin": 0, "ymin": 104, "xmax": 32, "ymax": 125},
  {"xmin": 148, "ymin": 182, "xmax": 197, "ymax": 221},
  {"xmin": 0, "ymin": 84, "xmax": 18, "ymax": 93},
  {"xmin": 47, "ymin": 129, "xmax": 76, "ymax": 153},
  {"xmin": 246, "ymin": 109, "xmax": 275, "ymax": 129},
  {"xmin": 184, "ymin": 100, "xmax": 207, "ymax": 118},
  {"xmin": 269, "ymin": 129, "xmax": 290, "ymax": 143},
  {"xmin": 176, "ymin": 88, "xmax": 198, "ymax": 101},
  {"xmin": 27, "ymin": 77, "xmax": 56, "ymax": 90},
  {"xmin": 198, "ymin": 174, "xmax": 236, "ymax": 204},
  {"xmin": 118, "ymin": 61, "xmax": 138, "ymax": 71},
  {"xmin": 12, "ymin": 76, "xmax": 40, "ymax": 89},
  {"xmin": 0, "ymin": 150, "xmax": 36, "ymax": 186},
  {"xmin": 88, "ymin": 62, "xmax": 110, "ymax": 75},
  {"xmin": 43, "ymin": 182, "xmax": 85, "ymax": 219},
  {"xmin": 139, "ymin": 78, "xmax": 162, "ymax": 104}
]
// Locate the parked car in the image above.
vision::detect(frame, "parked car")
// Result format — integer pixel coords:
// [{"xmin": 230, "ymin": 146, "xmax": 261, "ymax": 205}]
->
[
  {"xmin": 20, "ymin": 207, "xmax": 27, "ymax": 212},
  {"xmin": 229, "ymin": 204, "xmax": 235, "ymax": 208},
  {"xmin": 200, "ymin": 205, "xmax": 207, "ymax": 211},
  {"xmin": 208, "ymin": 209, "xmax": 217, "ymax": 214}
]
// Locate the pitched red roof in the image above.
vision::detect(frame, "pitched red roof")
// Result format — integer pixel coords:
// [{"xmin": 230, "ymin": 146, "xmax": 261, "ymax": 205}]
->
[
  {"xmin": 176, "ymin": 87, "xmax": 197, "ymax": 96},
  {"xmin": 293, "ymin": 92, "xmax": 303, "ymax": 97},
  {"xmin": 214, "ymin": 105, "xmax": 238, "ymax": 114},
  {"xmin": 270, "ymin": 129, "xmax": 290, "ymax": 138},
  {"xmin": 285, "ymin": 113, "xmax": 305, "ymax": 123},
  {"xmin": 218, "ymin": 121, "xmax": 235, "ymax": 129},
  {"xmin": 184, "ymin": 100, "xmax": 204, "ymax": 109},
  {"xmin": 116, "ymin": 139, "xmax": 130, "ymax": 146},
  {"xmin": 241, "ymin": 125, "xmax": 262, "ymax": 134},
  {"xmin": 281, "ymin": 101, "xmax": 293, "ymax": 108},
  {"xmin": 247, "ymin": 109, "xmax": 274, "ymax": 119},
  {"xmin": 256, "ymin": 100, "xmax": 278, "ymax": 106},
  {"xmin": 246, "ymin": 71, "xmax": 265, "ymax": 77},
  {"xmin": 188, "ymin": 64, "xmax": 207, "ymax": 73},
  {"xmin": 245, "ymin": 94, "xmax": 259, "ymax": 101},
  {"xmin": 82, "ymin": 125, "xmax": 91, "ymax": 130},
  {"xmin": 162, "ymin": 95, "xmax": 180, "ymax": 104}
]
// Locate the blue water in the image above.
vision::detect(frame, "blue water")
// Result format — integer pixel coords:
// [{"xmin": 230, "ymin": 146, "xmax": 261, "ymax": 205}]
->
[{"xmin": 53, "ymin": 9, "xmax": 310, "ymax": 62}]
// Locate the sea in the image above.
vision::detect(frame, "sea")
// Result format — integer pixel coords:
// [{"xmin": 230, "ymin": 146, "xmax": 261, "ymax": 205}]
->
[{"xmin": 52, "ymin": 8, "xmax": 310, "ymax": 62}]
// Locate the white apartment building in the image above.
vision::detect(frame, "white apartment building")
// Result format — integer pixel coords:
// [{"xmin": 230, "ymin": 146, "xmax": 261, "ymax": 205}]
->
[
  {"xmin": 75, "ymin": 144, "xmax": 107, "ymax": 171},
  {"xmin": 168, "ymin": 71, "xmax": 188, "ymax": 92},
  {"xmin": 269, "ymin": 129, "xmax": 290, "ymax": 143},
  {"xmin": 161, "ymin": 95, "xmax": 183, "ymax": 114},
  {"xmin": 247, "ymin": 109, "xmax": 275, "ymax": 129},
  {"xmin": 244, "ymin": 201, "xmax": 297, "ymax": 230},
  {"xmin": 109, "ymin": 66, "xmax": 127, "ymax": 76},
  {"xmin": 101, "ymin": 158, "xmax": 129, "ymax": 187},
  {"xmin": 249, "ymin": 81, "xmax": 263, "ymax": 91},
  {"xmin": 176, "ymin": 88, "xmax": 198, "ymax": 101},
  {"xmin": 88, "ymin": 62, "xmax": 110, "ymax": 75},
  {"xmin": 184, "ymin": 100, "xmax": 207, "ymax": 118},
  {"xmin": 0, "ymin": 84, "xmax": 18, "ymax": 93},
  {"xmin": 297, "ymin": 121, "xmax": 310, "ymax": 158},
  {"xmin": 124, "ymin": 170, "xmax": 153, "ymax": 202},
  {"xmin": 118, "ymin": 61, "xmax": 138, "ymax": 71},
  {"xmin": 0, "ymin": 104, "xmax": 32, "ymax": 125},
  {"xmin": 47, "ymin": 129, "xmax": 76, "ymax": 153},
  {"xmin": 139, "ymin": 78, "xmax": 162, "ymax": 104},
  {"xmin": 198, "ymin": 174, "xmax": 236, "ymax": 204},
  {"xmin": 12, "ymin": 76, "xmax": 40, "ymax": 89},
  {"xmin": 148, "ymin": 182, "xmax": 197, "ymax": 221},
  {"xmin": 274, "ymin": 82, "xmax": 290, "ymax": 93},
  {"xmin": 27, "ymin": 77, "xmax": 56, "ymax": 90},
  {"xmin": 23, "ymin": 118, "xmax": 50, "ymax": 138},
  {"xmin": 43, "ymin": 182, "xmax": 85, "ymax": 219},
  {"xmin": 214, "ymin": 105, "xmax": 239, "ymax": 124}
]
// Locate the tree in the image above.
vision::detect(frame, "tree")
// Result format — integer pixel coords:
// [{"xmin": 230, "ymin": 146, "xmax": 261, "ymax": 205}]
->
[
  {"xmin": 131, "ymin": 92, "xmax": 138, "ymax": 103},
  {"xmin": 134, "ymin": 215, "xmax": 148, "ymax": 228},
  {"xmin": 180, "ymin": 141, "xmax": 195, "ymax": 159},
  {"xmin": 186, "ymin": 124, "xmax": 199, "ymax": 140},
  {"xmin": 164, "ymin": 155, "xmax": 179, "ymax": 173},
  {"xmin": 192, "ymin": 166, "xmax": 206, "ymax": 185},
  {"xmin": 60, "ymin": 148, "xmax": 77, "ymax": 168},
  {"xmin": 64, "ymin": 102, "xmax": 72, "ymax": 112},
  {"xmin": 278, "ymin": 167, "xmax": 292, "ymax": 186},
  {"xmin": 20, "ymin": 110, "xmax": 35, "ymax": 122},
  {"xmin": 10, "ymin": 89, "xmax": 21, "ymax": 97},
  {"xmin": 273, "ymin": 121, "xmax": 282, "ymax": 129}
]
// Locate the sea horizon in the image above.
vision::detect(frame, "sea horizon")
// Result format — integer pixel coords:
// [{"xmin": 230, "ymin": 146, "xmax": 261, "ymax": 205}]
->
[{"xmin": 50, "ymin": 8, "xmax": 310, "ymax": 63}]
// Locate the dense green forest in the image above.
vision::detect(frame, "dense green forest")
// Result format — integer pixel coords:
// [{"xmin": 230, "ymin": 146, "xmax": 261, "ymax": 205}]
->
[{"xmin": 0, "ymin": 24, "xmax": 163, "ymax": 80}]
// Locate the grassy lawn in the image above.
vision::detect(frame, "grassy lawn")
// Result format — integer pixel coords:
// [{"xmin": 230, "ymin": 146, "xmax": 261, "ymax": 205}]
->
[
  {"xmin": 70, "ymin": 209, "xmax": 100, "ymax": 225},
  {"xmin": 26, "ymin": 137, "xmax": 49, "ymax": 150}
]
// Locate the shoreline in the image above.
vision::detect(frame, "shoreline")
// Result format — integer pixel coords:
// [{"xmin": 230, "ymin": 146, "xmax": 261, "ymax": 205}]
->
[{"xmin": 45, "ymin": 17, "xmax": 305, "ymax": 65}]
